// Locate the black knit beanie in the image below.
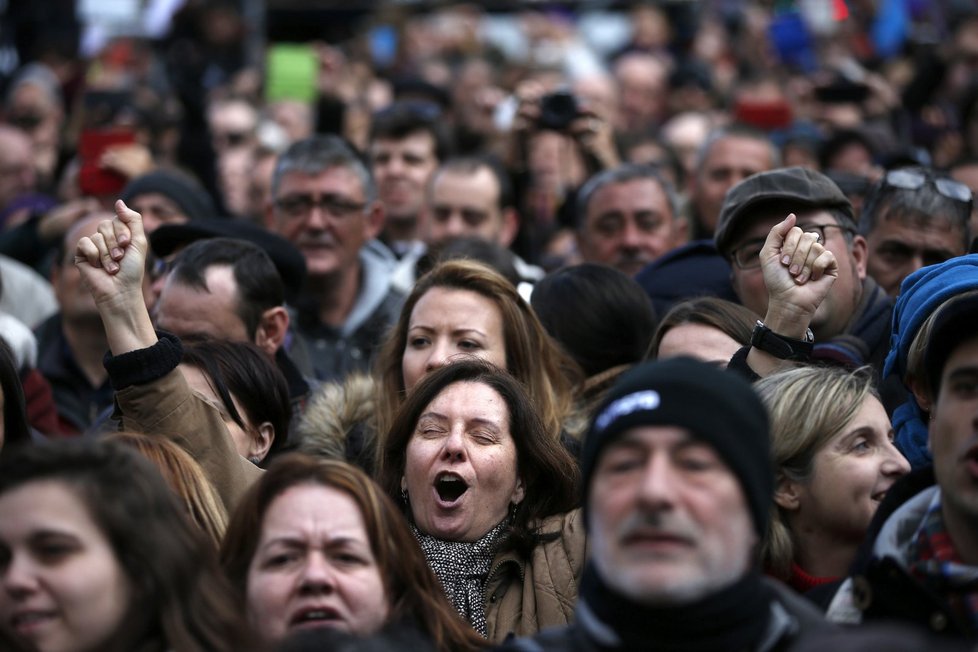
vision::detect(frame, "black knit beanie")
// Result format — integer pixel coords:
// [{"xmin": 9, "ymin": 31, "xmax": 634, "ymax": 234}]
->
[
  {"xmin": 582, "ymin": 357, "xmax": 772, "ymax": 537},
  {"xmin": 120, "ymin": 170, "xmax": 217, "ymax": 221}
]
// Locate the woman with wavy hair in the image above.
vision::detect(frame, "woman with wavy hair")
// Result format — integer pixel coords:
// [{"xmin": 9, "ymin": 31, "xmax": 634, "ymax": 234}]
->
[
  {"xmin": 0, "ymin": 438, "xmax": 249, "ymax": 652},
  {"xmin": 376, "ymin": 359, "xmax": 582, "ymax": 642},
  {"xmin": 220, "ymin": 454, "xmax": 484, "ymax": 651},
  {"xmin": 756, "ymin": 366, "xmax": 910, "ymax": 592}
]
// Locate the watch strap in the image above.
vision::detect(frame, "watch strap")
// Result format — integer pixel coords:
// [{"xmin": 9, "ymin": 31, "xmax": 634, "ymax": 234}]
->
[{"xmin": 750, "ymin": 320, "xmax": 814, "ymax": 361}]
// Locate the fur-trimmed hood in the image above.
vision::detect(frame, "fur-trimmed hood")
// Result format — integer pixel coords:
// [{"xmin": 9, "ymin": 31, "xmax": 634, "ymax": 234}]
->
[{"xmin": 297, "ymin": 373, "xmax": 379, "ymax": 468}]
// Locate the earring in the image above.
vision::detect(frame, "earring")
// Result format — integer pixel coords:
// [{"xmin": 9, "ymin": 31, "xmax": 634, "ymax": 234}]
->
[
  {"xmin": 509, "ymin": 501, "xmax": 519, "ymax": 522},
  {"xmin": 249, "ymin": 456, "xmax": 261, "ymax": 465}
]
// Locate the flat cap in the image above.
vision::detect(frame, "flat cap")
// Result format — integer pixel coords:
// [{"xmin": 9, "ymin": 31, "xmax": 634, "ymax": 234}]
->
[{"xmin": 714, "ymin": 167, "xmax": 853, "ymax": 258}]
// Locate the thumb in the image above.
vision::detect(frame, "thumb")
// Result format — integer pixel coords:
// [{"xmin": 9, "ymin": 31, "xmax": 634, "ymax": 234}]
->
[
  {"xmin": 762, "ymin": 213, "xmax": 797, "ymax": 254},
  {"xmin": 114, "ymin": 199, "xmax": 145, "ymax": 244}
]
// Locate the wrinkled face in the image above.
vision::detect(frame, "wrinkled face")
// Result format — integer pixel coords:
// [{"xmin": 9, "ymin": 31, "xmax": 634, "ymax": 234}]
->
[
  {"xmin": 424, "ymin": 168, "xmax": 509, "ymax": 249},
  {"xmin": 578, "ymin": 178, "xmax": 684, "ymax": 277},
  {"xmin": 370, "ymin": 132, "xmax": 438, "ymax": 224},
  {"xmin": 402, "ymin": 381, "xmax": 525, "ymax": 542},
  {"xmin": 729, "ymin": 210, "xmax": 866, "ymax": 340},
  {"xmin": 246, "ymin": 484, "xmax": 390, "ymax": 644},
  {"xmin": 178, "ymin": 363, "xmax": 256, "ymax": 460},
  {"xmin": 128, "ymin": 192, "xmax": 190, "ymax": 234},
  {"xmin": 588, "ymin": 427, "xmax": 756, "ymax": 606},
  {"xmin": 401, "ymin": 287, "xmax": 507, "ymax": 393},
  {"xmin": 656, "ymin": 323, "xmax": 745, "ymax": 367},
  {"xmin": 866, "ymin": 214, "xmax": 966, "ymax": 296},
  {"xmin": 154, "ymin": 267, "xmax": 251, "ymax": 343},
  {"xmin": 269, "ymin": 168, "xmax": 377, "ymax": 279},
  {"xmin": 0, "ymin": 481, "xmax": 132, "ymax": 652},
  {"xmin": 931, "ymin": 337, "xmax": 978, "ymax": 533},
  {"xmin": 692, "ymin": 137, "xmax": 774, "ymax": 234},
  {"xmin": 787, "ymin": 396, "xmax": 909, "ymax": 545}
]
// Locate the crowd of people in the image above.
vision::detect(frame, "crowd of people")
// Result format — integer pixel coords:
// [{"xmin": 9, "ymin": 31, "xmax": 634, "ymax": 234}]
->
[{"xmin": 2, "ymin": 1, "xmax": 978, "ymax": 650}]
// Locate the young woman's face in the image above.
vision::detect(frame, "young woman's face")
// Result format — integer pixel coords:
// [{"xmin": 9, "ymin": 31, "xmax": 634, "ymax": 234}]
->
[
  {"xmin": 246, "ymin": 484, "xmax": 390, "ymax": 643},
  {"xmin": 792, "ymin": 395, "xmax": 911, "ymax": 543},
  {"xmin": 0, "ymin": 480, "xmax": 132, "ymax": 652},
  {"xmin": 401, "ymin": 287, "xmax": 507, "ymax": 393}
]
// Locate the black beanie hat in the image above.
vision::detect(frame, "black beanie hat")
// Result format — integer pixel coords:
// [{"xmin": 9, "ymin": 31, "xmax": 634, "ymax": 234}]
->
[
  {"xmin": 582, "ymin": 357, "xmax": 772, "ymax": 536},
  {"xmin": 925, "ymin": 293, "xmax": 978, "ymax": 397},
  {"xmin": 120, "ymin": 170, "xmax": 217, "ymax": 221}
]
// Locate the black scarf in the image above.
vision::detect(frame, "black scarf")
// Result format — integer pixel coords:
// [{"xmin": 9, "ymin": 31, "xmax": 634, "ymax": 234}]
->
[{"xmin": 578, "ymin": 564, "xmax": 775, "ymax": 652}]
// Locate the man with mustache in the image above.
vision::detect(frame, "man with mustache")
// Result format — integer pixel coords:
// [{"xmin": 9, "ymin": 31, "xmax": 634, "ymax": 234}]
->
[
  {"xmin": 499, "ymin": 356, "xmax": 831, "ymax": 651},
  {"xmin": 826, "ymin": 293, "xmax": 978, "ymax": 640},
  {"xmin": 575, "ymin": 164, "xmax": 687, "ymax": 277},
  {"xmin": 264, "ymin": 135, "xmax": 403, "ymax": 382}
]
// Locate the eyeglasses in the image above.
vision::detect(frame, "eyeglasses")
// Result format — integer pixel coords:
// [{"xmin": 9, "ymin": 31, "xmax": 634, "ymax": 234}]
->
[
  {"xmin": 730, "ymin": 223, "xmax": 854, "ymax": 270},
  {"xmin": 882, "ymin": 168, "xmax": 973, "ymax": 205},
  {"xmin": 274, "ymin": 194, "xmax": 367, "ymax": 220}
]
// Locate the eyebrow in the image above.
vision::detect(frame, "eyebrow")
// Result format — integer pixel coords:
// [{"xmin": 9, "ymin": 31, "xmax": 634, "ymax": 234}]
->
[
  {"xmin": 259, "ymin": 535, "xmax": 364, "ymax": 552},
  {"xmin": 407, "ymin": 325, "xmax": 487, "ymax": 337}
]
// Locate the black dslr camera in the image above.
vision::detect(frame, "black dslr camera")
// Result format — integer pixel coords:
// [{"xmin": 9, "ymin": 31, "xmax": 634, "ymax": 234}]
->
[{"xmin": 537, "ymin": 91, "xmax": 580, "ymax": 131}]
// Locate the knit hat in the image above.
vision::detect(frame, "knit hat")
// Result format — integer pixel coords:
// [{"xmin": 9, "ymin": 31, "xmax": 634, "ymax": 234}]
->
[
  {"xmin": 582, "ymin": 357, "xmax": 772, "ymax": 536},
  {"xmin": 120, "ymin": 170, "xmax": 217, "ymax": 221},
  {"xmin": 924, "ymin": 293, "xmax": 978, "ymax": 396},
  {"xmin": 714, "ymin": 167, "xmax": 853, "ymax": 259},
  {"xmin": 883, "ymin": 254, "xmax": 978, "ymax": 382}
]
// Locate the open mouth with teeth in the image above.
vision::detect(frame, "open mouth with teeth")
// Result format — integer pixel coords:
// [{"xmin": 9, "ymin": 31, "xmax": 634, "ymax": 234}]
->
[{"xmin": 435, "ymin": 473, "xmax": 469, "ymax": 503}]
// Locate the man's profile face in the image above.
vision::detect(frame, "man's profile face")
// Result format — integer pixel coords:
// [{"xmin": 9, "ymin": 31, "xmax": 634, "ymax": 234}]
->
[
  {"xmin": 866, "ymin": 213, "xmax": 965, "ymax": 296},
  {"xmin": 728, "ymin": 209, "xmax": 866, "ymax": 339},
  {"xmin": 370, "ymin": 131, "xmax": 438, "ymax": 225},
  {"xmin": 424, "ymin": 167, "xmax": 510, "ymax": 249},
  {"xmin": 578, "ymin": 177, "xmax": 685, "ymax": 277},
  {"xmin": 587, "ymin": 426, "xmax": 756, "ymax": 605},
  {"xmin": 930, "ymin": 336, "xmax": 978, "ymax": 532}
]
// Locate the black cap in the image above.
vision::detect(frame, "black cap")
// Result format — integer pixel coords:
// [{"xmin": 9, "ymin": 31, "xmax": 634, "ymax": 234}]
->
[
  {"xmin": 582, "ymin": 357, "xmax": 772, "ymax": 536},
  {"xmin": 714, "ymin": 167, "xmax": 854, "ymax": 259},
  {"xmin": 150, "ymin": 219, "xmax": 307, "ymax": 300},
  {"xmin": 120, "ymin": 170, "xmax": 217, "ymax": 222}
]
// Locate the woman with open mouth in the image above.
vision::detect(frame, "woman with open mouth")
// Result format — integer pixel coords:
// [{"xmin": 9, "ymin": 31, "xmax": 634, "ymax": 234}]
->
[
  {"xmin": 756, "ymin": 365, "xmax": 910, "ymax": 594},
  {"xmin": 377, "ymin": 359, "xmax": 582, "ymax": 642},
  {"xmin": 220, "ymin": 454, "xmax": 484, "ymax": 651}
]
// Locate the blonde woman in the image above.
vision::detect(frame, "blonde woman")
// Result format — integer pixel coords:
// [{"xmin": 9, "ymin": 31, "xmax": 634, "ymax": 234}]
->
[{"xmin": 756, "ymin": 366, "xmax": 910, "ymax": 593}]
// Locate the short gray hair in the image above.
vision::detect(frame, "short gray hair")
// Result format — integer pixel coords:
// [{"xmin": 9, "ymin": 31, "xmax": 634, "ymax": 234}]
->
[
  {"xmin": 271, "ymin": 135, "xmax": 376, "ymax": 202},
  {"xmin": 576, "ymin": 164, "xmax": 680, "ymax": 228}
]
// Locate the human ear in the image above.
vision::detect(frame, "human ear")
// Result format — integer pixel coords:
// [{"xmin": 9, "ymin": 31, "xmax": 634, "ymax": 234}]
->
[
  {"xmin": 255, "ymin": 306, "xmax": 289, "ymax": 356},
  {"xmin": 773, "ymin": 475, "xmax": 801, "ymax": 511},
  {"xmin": 250, "ymin": 422, "xmax": 275, "ymax": 462},
  {"xmin": 511, "ymin": 476, "xmax": 525, "ymax": 506}
]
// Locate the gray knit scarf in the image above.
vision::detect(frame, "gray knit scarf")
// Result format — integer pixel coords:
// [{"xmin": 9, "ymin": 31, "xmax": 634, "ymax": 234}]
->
[{"xmin": 411, "ymin": 519, "xmax": 510, "ymax": 637}]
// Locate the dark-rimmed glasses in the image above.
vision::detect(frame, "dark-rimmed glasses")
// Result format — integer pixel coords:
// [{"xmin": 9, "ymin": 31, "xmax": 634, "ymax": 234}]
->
[
  {"xmin": 730, "ymin": 223, "xmax": 854, "ymax": 270},
  {"xmin": 274, "ymin": 194, "xmax": 367, "ymax": 220}
]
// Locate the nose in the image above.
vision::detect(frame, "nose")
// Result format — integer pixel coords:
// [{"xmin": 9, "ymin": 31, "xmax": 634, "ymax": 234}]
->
[
  {"xmin": 306, "ymin": 204, "xmax": 328, "ymax": 230},
  {"xmin": 2, "ymin": 554, "xmax": 38, "ymax": 599},
  {"xmin": 881, "ymin": 441, "xmax": 911, "ymax": 477},
  {"xmin": 444, "ymin": 214, "xmax": 466, "ymax": 239},
  {"xmin": 635, "ymin": 453, "xmax": 678, "ymax": 511},
  {"xmin": 299, "ymin": 553, "xmax": 336, "ymax": 595},
  {"xmin": 424, "ymin": 340, "xmax": 453, "ymax": 374},
  {"xmin": 441, "ymin": 426, "xmax": 468, "ymax": 462},
  {"xmin": 619, "ymin": 219, "xmax": 644, "ymax": 250}
]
